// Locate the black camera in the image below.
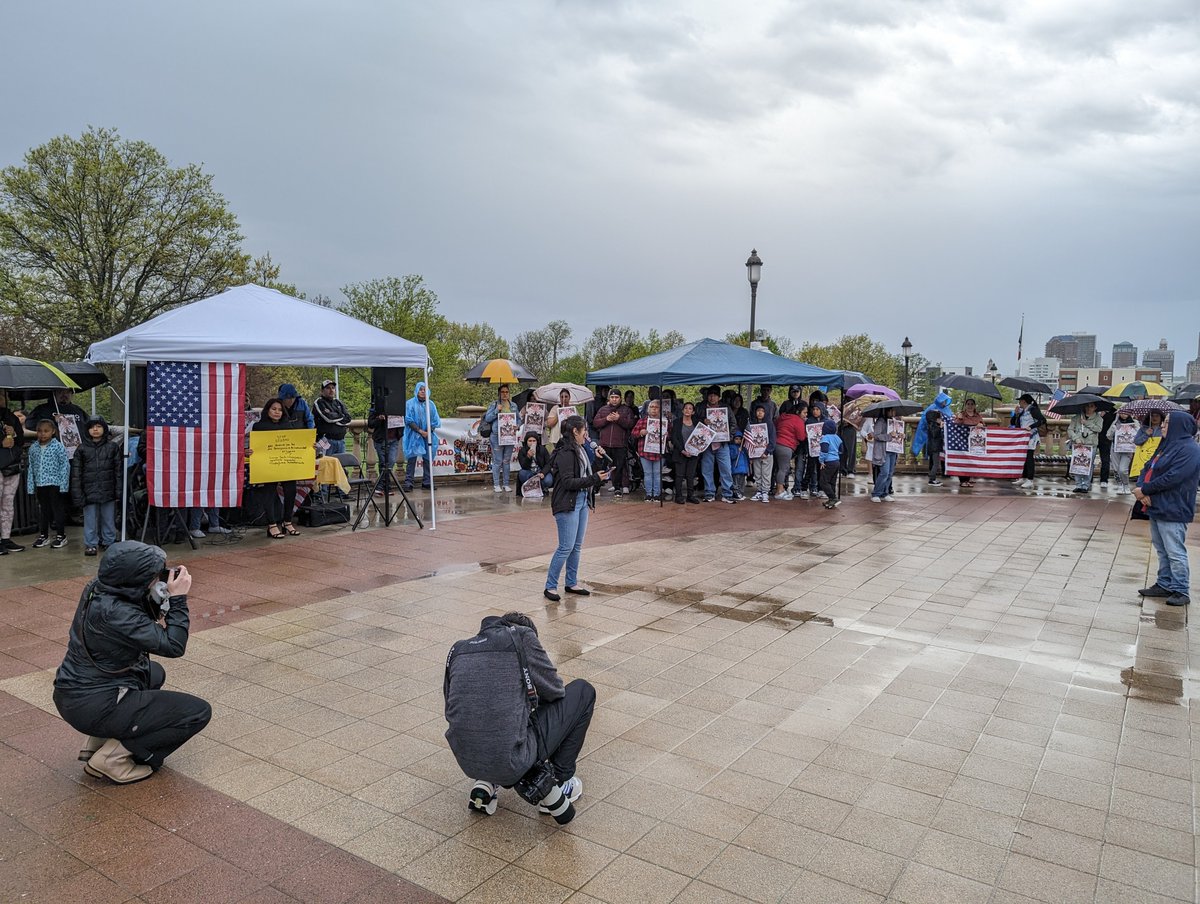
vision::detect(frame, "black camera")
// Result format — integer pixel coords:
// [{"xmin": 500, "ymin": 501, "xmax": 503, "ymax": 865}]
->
[
  {"xmin": 514, "ymin": 760, "xmax": 575, "ymax": 824},
  {"xmin": 159, "ymin": 567, "xmax": 179, "ymax": 583}
]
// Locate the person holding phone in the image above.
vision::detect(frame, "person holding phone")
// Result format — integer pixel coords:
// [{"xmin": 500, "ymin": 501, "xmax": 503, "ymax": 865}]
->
[
  {"xmin": 52, "ymin": 541, "xmax": 210, "ymax": 784},
  {"xmin": 544, "ymin": 416, "xmax": 610, "ymax": 602}
]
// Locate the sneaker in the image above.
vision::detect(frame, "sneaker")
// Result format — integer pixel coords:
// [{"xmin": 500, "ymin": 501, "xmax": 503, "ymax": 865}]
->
[
  {"xmin": 704, "ymin": 496, "xmax": 715, "ymax": 503},
  {"xmin": 188, "ymin": 529, "xmax": 206, "ymax": 539},
  {"xmin": 1072, "ymin": 487, "xmax": 1088, "ymax": 494},
  {"xmin": 51, "ymin": 535, "xmax": 68, "ymax": 549},
  {"xmin": 539, "ymin": 776, "xmax": 583, "ymax": 812},
  {"xmin": 468, "ymin": 781, "xmax": 499, "ymax": 815},
  {"xmin": 32, "ymin": 535, "xmax": 48, "ymax": 549},
  {"xmin": 732, "ymin": 491, "xmax": 745, "ymax": 501},
  {"xmin": 1165, "ymin": 593, "xmax": 1190, "ymax": 607},
  {"xmin": 823, "ymin": 502, "xmax": 835, "ymax": 509},
  {"xmin": 881, "ymin": 495, "xmax": 894, "ymax": 502},
  {"xmin": 1018, "ymin": 479, "xmax": 1033, "ymax": 488},
  {"xmin": 1011, "ymin": 478, "xmax": 1023, "ymax": 485},
  {"xmin": 870, "ymin": 496, "xmax": 882, "ymax": 503},
  {"xmin": 503, "ymin": 485, "xmax": 513, "ymax": 492},
  {"xmin": 1, "ymin": 538, "xmax": 24, "ymax": 552},
  {"xmin": 759, "ymin": 494, "xmax": 769, "ymax": 503},
  {"xmin": 84, "ymin": 546, "xmax": 98, "ymax": 557},
  {"xmin": 1118, "ymin": 486, "xmax": 1130, "ymax": 495},
  {"xmin": 1100, "ymin": 481, "xmax": 1109, "ymax": 489},
  {"xmin": 928, "ymin": 480, "xmax": 943, "ymax": 487},
  {"xmin": 777, "ymin": 490, "xmax": 793, "ymax": 501},
  {"xmin": 210, "ymin": 526, "xmax": 231, "ymax": 535},
  {"xmin": 493, "ymin": 485, "xmax": 503, "ymax": 493},
  {"xmin": 722, "ymin": 496, "xmax": 737, "ymax": 504},
  {"xmin": 1138, "ymin": 584, "xmax": 1172, "ymax": 598},
  {"xmin": 797, "ymin": 490, "xmax": 809, "ymax": 499}
]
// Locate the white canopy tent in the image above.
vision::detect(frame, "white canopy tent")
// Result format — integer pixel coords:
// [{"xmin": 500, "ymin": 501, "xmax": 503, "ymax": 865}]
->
[{"xmin": 86, "ymin": 284, "xmax": 437, "ymax": 534}]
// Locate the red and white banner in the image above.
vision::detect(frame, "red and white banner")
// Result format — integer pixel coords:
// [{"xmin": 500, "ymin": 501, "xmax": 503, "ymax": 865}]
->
[
  {"xmin": 945, "ymin": 424, "xmax": 1028, "ymax": 479},
  {"xmin": 146, "ymin": 361, "xmax": 245, "ymax": 507}
]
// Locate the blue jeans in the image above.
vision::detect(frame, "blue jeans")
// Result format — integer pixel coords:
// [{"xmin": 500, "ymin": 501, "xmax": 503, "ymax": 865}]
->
[
  {"xmin": 700, "ymin": 445, "xmax": 733, "ymax": 499},
  {"xmin": 547, "ymin": 492, "xmax": 590, "ymax": 590},
  {"xmin": 640, "ymin": 457, "xmax": 661, "ymax": 497},
  {"xmin": 323, "ymin": 438, "xmax": 346, "ymax": 456},
  {"xmin": 83, "ymin": 501, "xmax": 116, "ymax": 547},
  {"xmin": 491, "ymin": 444, "xmax": 513, "ymax": 488},
  {"xmin": 1149, "ymin": 519, "xmax": 1190, "ymax": 596},
  {"xmin": 404, "ymin": 452, "xmax": 432, "ymax": 487},
  {"xmin": 518, "ymin": 469, "xmax": 553, "ymax": 491},
  {"xmin": 872, "ymin": 452, "xmax": 898, "ymax": 499},
  {"xmin": 188, "ymin": 507, "xmax": 221, "ymax": 533},
  {"xmin": 374, "ymin": 439, "xmax": 399, "ymax": 474}
]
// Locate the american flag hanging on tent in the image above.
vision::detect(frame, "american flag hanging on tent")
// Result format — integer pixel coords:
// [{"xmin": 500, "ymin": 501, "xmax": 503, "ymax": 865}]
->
[
  {"xmin": 146, "ymin": 362, "xmax": 246, "ymax": 507},
  {"xmin": 944, "ymin": 423, "xmax": 1030, "ymax": 479}
]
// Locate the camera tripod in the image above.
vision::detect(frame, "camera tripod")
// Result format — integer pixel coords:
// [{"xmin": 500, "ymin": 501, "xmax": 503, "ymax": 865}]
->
[{"xmin": 351, "ymin": 466, "xmax": 424, "ymax": 531}]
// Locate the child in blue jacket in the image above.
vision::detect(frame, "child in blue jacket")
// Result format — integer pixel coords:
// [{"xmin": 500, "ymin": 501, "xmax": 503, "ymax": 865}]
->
[
  {"xmin": 27, "ymin": 418, "xmax": 71, "ymax": 548},
  {"xmin": 819, "ymin": 421, "xmax": 844, "ymax": 509}
]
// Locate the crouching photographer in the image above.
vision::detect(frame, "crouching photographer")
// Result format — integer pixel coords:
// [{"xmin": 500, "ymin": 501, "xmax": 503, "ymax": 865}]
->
[
  {"xmin": 52, "ymin": 540, "xmax": 211, "ymax": 784},
  {"xmin": 444, "ymin": 612, "xmax": 595, "ymax": 824}
]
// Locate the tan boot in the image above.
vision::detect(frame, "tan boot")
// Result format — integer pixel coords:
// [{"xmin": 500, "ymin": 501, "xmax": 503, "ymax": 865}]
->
[
  {"xmin": 78, "ymin": 735, "xmax": 107, "ymax": 761},
  {"xmin": 84, "ymin": 738, "xmax": 153, "ymax": 784}
]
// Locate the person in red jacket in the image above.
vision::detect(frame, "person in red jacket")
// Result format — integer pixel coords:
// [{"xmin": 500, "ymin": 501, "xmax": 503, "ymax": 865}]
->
[
  {"xmin": 773, "ymin": 410, "xmax": 805, "ymax": 500},
  {"xmin": 591, "ymin": 389, "xmax": 636, "ymax": 495}
]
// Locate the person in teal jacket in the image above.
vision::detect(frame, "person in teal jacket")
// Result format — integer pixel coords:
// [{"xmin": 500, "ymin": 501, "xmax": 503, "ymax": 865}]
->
[
  {"xmin": 402, "ymin": 381, "xmax": 440, "ymax": 491},
  {"xmin": 27, "ymin": 418, "xmax": 71, "ymax": 548}
]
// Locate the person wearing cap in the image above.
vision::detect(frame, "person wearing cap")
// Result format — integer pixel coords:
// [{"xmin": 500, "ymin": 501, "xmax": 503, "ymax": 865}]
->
[
  {"xmin": 779, "ymin": 384, "xmax": 806, "ymax": 417},
  {"xmin": 314, "ymin": 380, "xmax": 352, "ymax": 456},
  {"xmin": 277, "ymin": 383, "xmax": 315, "ymax": 429}
]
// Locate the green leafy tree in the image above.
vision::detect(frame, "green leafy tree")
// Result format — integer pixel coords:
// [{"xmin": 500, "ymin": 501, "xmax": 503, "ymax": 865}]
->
[
  {"xmin": 236, "ymin": 252, "xmax": 303, "ymax": 297},
  {"xmin": 582, "ymin": 324, "xmax": 644, "ymax": 370},
  {"xmin": 0, "ymin": 127, "xmax": 247, "ymax": 358},
  {"xmin": 796, "ymin": 334, "xmax": 901, "ymax": 387},
  {"xmin": 545, "ymin": 320, "xmax": 573, "ymax": 370},
  {"xmin": 725, "ymin": 330, "xmax": 793, "ymax": 357},
  {"xmin": 511, "ymin": 329, "xmax": 554, "ymax": 378},
  {"xmin": 446, "ymin": 321, "xmax": 510, "ymax": 370}
]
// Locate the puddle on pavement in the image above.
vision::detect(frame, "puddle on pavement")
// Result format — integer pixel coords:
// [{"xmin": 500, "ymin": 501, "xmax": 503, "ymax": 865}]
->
[
  {"xmin": 1120, "ymin": 666, "xmax": 1184, "ymax": 703},
  {"xmin": 1140, "ymin": 611, "xmax": 1186, "ymax": 632},
  {"xmin": 585, "ymin": 581, "xmax": 834, "ymax": 631}
]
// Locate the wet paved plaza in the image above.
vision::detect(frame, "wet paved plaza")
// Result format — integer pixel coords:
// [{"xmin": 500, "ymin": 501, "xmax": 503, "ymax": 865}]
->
[{"xmin": 1, "ymin": 477, "xmax": 1196, "ymax": 903}]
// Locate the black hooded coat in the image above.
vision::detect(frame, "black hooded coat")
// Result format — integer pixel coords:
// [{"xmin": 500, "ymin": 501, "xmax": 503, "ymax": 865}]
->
[
  {"xmin": 70, "ymin": 416, "xmax": 124, "ymax": 506},
  {"xmin": 53, "ymin": 541, "xmax": 190, "ymax": 696}
]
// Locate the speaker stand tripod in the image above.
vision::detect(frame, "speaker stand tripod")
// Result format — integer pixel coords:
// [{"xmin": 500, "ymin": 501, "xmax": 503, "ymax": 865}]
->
[{"xmin": 352, "ymin": 467, "xmax": 424, "ymax": 531}]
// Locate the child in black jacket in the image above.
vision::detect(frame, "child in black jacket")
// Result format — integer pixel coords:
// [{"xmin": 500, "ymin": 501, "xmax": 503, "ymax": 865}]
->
[{"xmin": 70, "ymin": 417, "xmax": 123, "ymax": 556}]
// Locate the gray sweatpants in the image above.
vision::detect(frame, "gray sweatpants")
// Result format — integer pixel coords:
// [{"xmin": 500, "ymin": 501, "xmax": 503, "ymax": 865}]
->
[
  {"xmin": 751, "ymin": 457, "xmax": 772, "ymax": 496},
  {"xmin": 1113, "ymin": 451, "xmax": 1133, "ymax": 489}
]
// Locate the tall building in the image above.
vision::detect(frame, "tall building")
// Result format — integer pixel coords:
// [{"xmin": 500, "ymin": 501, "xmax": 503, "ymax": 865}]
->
[
  {"xmin": 1018, "ymin": 357, "xmax": 1061, "ymax": 386},
  {"xmin": 1111, "ymin": 341, "xmax": 1137, "ymax": 368},
  {"xmin": 1142, "ymin": 339, "xmax": 1174, "ymax": 379},
  {"xmin": 1044, "ymin": 332, "xmax": 1098, "ymax": 368},
  {"xmin": 1058, "ymin": 367, "xmax": 1162, "ymax": 393}
]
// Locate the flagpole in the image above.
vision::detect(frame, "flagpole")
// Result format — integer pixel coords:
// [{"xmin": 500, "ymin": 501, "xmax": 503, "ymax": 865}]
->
[
  {"xmin": 120, "ymin": 359, "xmax": 131, "ymax": 541},
  {"xmin": 424, "ymin": 361, "xmax": 436, "ymax": 531}
]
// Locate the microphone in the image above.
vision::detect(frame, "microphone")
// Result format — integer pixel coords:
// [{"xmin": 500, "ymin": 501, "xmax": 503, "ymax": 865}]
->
[{"xmin": 588, "ymin": 440, "xmax": 610, "ymax": 460}]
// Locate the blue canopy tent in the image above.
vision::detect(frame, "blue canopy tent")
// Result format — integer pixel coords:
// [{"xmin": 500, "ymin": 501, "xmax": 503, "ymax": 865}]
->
[{"xmin": 586, "ymin": 338, "xmax": 846, "ymax": 388}]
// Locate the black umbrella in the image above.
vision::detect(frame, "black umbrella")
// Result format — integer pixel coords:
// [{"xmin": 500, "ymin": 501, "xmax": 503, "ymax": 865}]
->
[
  {"xmin": 1076, "ymin": 385, "xmax": 1110, "ymax": 396},
  {"xmin": 862, "ymin": 398, "xmax": 924, "ymax": 416},
  {"xmin": 5, "ymin": 361, "xmax": 110, "ymax": 401},
  {"xmin": 999, "ymin": 376, "xmax": 1052, "ymax": 395},
  {"xmin": 0, "ymin": 356, "xmax": 81, "ymax": 392},
  {"xmin": 1048, "ymin": 393, "xmax": 1114, "ymax": 415},
  {"xmin": 936, "ymin": 374, "xmax": 1002, "ymax": 399},
  {"xmin": 1169, "ymin": 383, "xmax": 1200, "ymax": 402}
]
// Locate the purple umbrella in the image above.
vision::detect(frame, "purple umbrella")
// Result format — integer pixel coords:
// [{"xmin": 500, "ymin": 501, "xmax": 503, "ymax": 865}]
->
[{"xmin": 845, "ymin": 383, "xmax": 899, "ymax": 400}]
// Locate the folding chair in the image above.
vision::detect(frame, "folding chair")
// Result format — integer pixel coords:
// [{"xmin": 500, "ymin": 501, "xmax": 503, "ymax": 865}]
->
[{"xmin": 335, "ymin": 452, "xmax": 373, "ymax": 510}]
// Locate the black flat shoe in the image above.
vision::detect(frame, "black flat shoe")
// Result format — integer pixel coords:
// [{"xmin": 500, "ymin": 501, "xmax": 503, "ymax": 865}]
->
[
  {"xmin": 543, "ymin": 589, "xmax": 561, "ymax": 602},
  {"xmin": 565, "ymin": 586, "xmax": 591, "ymax": 596}
]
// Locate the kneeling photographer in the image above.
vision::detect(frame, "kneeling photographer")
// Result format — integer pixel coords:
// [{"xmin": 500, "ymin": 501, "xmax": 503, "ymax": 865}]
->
[
  {"xmin": 444, "ymin": 611, "xmax": 595, "ymax": 823},
  {"xmin": 53, "ymin": 540, "xmax": 211, "ymax": 784}
]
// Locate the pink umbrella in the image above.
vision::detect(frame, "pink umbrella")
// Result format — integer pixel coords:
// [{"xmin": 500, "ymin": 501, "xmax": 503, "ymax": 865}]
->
[{"xmin": 845, "ymin": 383, "xmax": 899, "ymax": 400}]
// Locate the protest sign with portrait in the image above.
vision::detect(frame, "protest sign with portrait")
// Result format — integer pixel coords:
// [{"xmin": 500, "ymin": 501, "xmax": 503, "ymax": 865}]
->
[
  {"xmin": 497, "ymin": 412, "xmax": 519, "ymax": 446},
  {"xmin": 1069, "ymin": 445, "xmax": 1095, "ymax": 477},
  {"xmin": 885, "ymin": 418, "xmax": 905, "ymax": 454},
  {"xmin": 644, "ymin": 417, "xmax": 664, "ymax": 455},
  {"xmin": 967, "ymin": 426, "xmax": 988, "ymax": 457},
  {"xmin": 1114, "ymin": 423, "xmax": 1137, "ymax": 454},
  {"xmin": 806, "ymin": 423, "xmax": 823, "ymax": 457},
  {"xmin": 744, "ymin": 423, "xmax": 768, "ymax": 459},
  {"xmin": 523, "ymin": 402, "xmax": 546, "ymax": 434},
  {"xmin": 55, "ymin": 414, "xmax": 82, "ymax": 460},
  {"xmin": 707, "ymin": 407, "xmax": 730, "ymax": 443},
  {"xmin": 683, "ymin": 422, "xmax": 716, "ymax": 457}
]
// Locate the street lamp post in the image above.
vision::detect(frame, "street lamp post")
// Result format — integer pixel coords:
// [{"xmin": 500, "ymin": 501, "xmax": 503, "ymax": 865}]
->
[
  {"xmin": 746, "ymin": 249, "xmax": 762, "ymax": 344},
  {"xmin": 902, "ymin": 336, "xmax": 913, "ymax": 398},
  {"xmin": 986, "ymin": 359, "xmax": 1000, "ymax": 414}
]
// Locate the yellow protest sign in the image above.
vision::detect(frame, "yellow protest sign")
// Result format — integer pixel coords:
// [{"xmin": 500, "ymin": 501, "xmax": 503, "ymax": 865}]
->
[{"xmin": 249, "ymin": 429, "xmax": 316, "ymax": 483}]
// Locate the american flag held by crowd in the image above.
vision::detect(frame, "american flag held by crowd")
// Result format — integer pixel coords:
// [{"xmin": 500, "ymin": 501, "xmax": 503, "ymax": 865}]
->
[{"xmin": 944, "ymin": 423, "xmax": 1029, "ymax": 479}]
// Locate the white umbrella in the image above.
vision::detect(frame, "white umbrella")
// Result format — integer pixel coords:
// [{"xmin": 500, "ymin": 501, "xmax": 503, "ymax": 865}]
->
[{"xmin": 533, "ymin": 382, "xmax": 594, "ymax": 404}]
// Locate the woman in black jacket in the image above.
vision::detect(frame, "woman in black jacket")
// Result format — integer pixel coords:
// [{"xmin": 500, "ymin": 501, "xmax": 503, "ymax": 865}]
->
[
  {"xmin": 670, "ymin": 402, "xmax": 702, "ymax": 504},
  {"xmin": 544, "ymin": 416, "xmax": 611, "ymax": 602},
  {"xmin": 52, "ymin": 540, "xmax": 209, "ymax": 783},
  {"xmin": 517, "ymin": 433, "xmax": 552, "ymax": 496},
  {"xmin": 250, "ymin": 398, "xmax": 300, "ymax": 538}
]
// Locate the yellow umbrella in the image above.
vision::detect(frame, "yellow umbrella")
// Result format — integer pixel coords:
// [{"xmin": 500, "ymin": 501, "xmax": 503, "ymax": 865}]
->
[
  {"xmin": 463, "ymin": 359, "xmax": 537, "ymax": 384},
  {"xmin": 1103, "ymin": 381, "xmax": 1169, "ymax": 399}
]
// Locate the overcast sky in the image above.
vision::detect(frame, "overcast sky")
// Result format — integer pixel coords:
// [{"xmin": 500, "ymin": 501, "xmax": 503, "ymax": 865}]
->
[{"xmin": 3, "ymin": 0, "xmax": 1198, "ymax": 375}]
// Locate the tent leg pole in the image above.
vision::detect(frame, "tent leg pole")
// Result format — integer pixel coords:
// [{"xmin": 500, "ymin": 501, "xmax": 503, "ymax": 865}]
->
[
  {"xmin": 121, "ymin": 362, "xmax": 130, "ymax": 542},
  {"xmin": 425, "ymin": 363, "xmax": 435, "ymax": 530},
  {"xmin": 91, "ymin": 387, "xmax": 96, "ymax": 416},
  {"xmin": 333, "ymin": 366, "xmax": 340, "ymax": 396}
]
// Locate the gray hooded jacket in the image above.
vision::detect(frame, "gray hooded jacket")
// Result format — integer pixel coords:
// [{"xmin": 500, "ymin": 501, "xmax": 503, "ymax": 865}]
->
[{"xmin": 443, "ymin": 616, "xmax": 564, "ymax": 786}]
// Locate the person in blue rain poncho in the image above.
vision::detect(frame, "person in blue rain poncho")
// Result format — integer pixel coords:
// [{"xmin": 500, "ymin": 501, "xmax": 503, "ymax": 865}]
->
[
  {"xmin": 402, "ymin": 381, "xmax": 440, "ymax": 491},
  {"xmin": 911, "ymin": 392, "xmax": 954, "ymax": 457}
]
